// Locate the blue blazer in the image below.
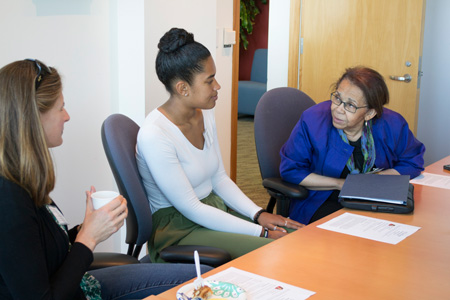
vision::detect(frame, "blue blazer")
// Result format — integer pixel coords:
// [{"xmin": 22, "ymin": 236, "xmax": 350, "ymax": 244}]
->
[{"xmin": 280, "ymin": 101, "xmax": 425, "ymax": 224}]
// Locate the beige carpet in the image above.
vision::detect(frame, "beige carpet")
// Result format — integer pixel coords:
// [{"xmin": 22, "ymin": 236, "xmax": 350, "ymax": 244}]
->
[{"xmin": 236, "ymin": 117, "xmax": 269, "ymax": 209}]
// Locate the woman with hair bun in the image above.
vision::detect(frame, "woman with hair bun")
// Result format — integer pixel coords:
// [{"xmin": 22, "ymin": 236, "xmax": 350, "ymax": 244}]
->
[{"xmin": 136, "ymin": 28, "xmax": 304, "ymax": 263}]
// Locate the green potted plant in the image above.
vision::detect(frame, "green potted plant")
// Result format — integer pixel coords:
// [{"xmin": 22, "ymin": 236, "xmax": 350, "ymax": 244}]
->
[{"xmin": 240, "ymin": 0, "xmax": 267, "ymax": 50}]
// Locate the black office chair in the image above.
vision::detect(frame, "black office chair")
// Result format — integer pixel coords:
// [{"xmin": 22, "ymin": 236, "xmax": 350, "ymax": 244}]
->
[
  {"xmin": 254, "ymin": 87, "xmax": 315, "ymax": 217},
  {"xmin": 89, "ymin": 253, "xmax": 139, "ymax": 271},
  {"xmin": 100, "ymin": 114, "xmax": 231, "ymax": 267}
]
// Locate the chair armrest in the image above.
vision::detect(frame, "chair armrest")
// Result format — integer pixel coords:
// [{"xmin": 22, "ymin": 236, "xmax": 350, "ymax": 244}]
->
[
  {"xmin": 89, "ymin": 252, "xmax": 140, "ymax": 270},
  {"xmin": 160, "ymin": 245, "xmax": 232, "ymax": 268},
  {"xmin": 262, "ymin": 178, "xmax": 308, "ymax": 199}
]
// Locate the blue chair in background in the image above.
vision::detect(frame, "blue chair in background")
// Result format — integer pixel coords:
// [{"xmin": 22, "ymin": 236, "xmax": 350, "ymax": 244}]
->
[{"xmin": 238, "ymin": 48, "xmax": 268, "ymax": 116}]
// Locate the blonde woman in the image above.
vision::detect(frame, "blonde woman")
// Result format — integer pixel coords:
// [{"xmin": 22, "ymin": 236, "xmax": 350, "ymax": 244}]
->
[{"xmin": 0, "ymin": 59, "xmax": 209, "ymax": 299}]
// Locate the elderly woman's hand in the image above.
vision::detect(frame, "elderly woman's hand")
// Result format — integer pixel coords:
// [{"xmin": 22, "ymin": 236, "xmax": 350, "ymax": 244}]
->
[
  {"xmin": 75, "ymin": 186, "xmax": 128, "ymax": 251},
  {"xmin": 376, "ymin": 169, "xmax": 400, "ymax": 175},
  {"xmin": 258, "ymin": 212, "xmax": 305, "ymax": 237}
]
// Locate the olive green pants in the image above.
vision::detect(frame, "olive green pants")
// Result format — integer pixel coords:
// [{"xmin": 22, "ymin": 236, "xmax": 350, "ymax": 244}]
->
[{"xmin": 148, "ymin": 193, "xmax": 273, "ymax": 263}]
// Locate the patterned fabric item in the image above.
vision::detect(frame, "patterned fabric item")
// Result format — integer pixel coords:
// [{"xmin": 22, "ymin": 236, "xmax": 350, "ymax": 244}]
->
[
  {"xmin": 80, "ymin": 273, "xmax": 102, "ymax": 300},
  {"xmin": 338, "ymin": 120, "xmax": 376, "ymax": 174},
  {"xmin": 45, "ymin": 205, "xmax": 102, "ymax": 299}
]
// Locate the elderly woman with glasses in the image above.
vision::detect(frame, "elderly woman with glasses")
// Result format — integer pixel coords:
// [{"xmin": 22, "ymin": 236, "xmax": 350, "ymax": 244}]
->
[{"xmin": 279, "ymin": 66, "xmax": 425, "ymax": 224}]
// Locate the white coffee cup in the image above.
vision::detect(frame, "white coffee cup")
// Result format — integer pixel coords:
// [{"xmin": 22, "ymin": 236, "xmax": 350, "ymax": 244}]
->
[{"xmin": 91, "ymin": 191, "xmax": 119, "ymax": 210}]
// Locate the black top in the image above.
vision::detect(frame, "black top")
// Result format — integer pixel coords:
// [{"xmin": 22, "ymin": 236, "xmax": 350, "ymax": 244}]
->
[{"xmin": 0, "ymin": 176, "xmax": 93, "ymax": 299}]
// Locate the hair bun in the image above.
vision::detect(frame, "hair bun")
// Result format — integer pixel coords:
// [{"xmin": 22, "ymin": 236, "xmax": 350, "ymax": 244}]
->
[{"xmin": 158, "ymin": 28, "xmax": 195, "ymax": 54}]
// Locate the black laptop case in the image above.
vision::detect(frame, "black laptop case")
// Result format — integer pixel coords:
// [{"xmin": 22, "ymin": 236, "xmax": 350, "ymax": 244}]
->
[{"xmin": 339, "ymin": 174, "xmax": 414, "ymax": 214}]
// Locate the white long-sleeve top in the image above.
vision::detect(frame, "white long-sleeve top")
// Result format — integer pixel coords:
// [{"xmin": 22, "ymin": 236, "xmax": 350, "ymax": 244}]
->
[{"xmin": 136, "ymin": 108, "xmax": 263, "ymax": 237}]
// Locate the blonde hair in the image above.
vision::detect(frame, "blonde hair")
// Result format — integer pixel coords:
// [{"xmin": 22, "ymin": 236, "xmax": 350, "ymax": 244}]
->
[{"xmin": 0, "ymin": 60, "xmax": 62, "ymax": 206}]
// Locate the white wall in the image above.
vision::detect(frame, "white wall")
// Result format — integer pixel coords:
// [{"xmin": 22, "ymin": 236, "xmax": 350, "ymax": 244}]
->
[
  {"xmin": 267, "ymin": 0, "xmax": 291, "ymax": 91},
  {"xmin": 0, "ymin": 0, "xmax": 123, "ymax": 252},
  {"xmin": 0, "ymin": 0, "xmax": 234, "ymax": 253},
  {"xmin": 416, "ymin": 0, "xmax": 450, "ymax": 166},
  {"xmin": 115, "ymin": 0, "xmax": 146, "ymax": 125},
  {"xmin": 214, "ymin": 1, "xmax": 235, "ymax": 173},
  {"xmin": 268, "ymin": 0, "xmax": 448, "ymax": 166}
]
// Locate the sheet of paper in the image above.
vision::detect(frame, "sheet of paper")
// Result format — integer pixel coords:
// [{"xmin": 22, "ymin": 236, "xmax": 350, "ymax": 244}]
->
[
  {"xmin": 206, "ymin": 267, "xmax": 315, "ymax": 300},
  {"xmin": 317, "ymin": 212, "xmax": 421, "ymax": 244},
  {"xmin": 410, "ymin": 172, "xmax": 450, "ymax": 190}
]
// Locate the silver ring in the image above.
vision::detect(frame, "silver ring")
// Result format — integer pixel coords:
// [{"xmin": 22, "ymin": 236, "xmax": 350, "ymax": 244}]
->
[
  {"xmin": 273, "ymin": 225, "xmax": 277, "ymax": 231},
  {"xmin": 284, "ymin": 220, "xmax": 288, "ymax": 226}
]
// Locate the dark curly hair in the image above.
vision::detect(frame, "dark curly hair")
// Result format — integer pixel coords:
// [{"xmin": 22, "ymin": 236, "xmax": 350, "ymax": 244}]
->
[{"xmin": 156, "ymin": 28, "xmax": 211, "ymax": 94}]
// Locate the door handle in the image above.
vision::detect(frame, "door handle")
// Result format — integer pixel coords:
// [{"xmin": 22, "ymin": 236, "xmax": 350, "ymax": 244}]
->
[{"xmin": 389, "ymin": 74, "xmax": 412, "ymax": 83}]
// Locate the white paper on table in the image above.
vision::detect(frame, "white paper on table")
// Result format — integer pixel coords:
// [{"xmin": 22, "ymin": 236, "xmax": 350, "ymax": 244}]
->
[
  {"xmin": 206, "ymin": 267, "xmax": 315, "ymax": 300},
  {"xmin": 317, "ymin": 212, "xmax": 421, "ymax": 244},
  {"xmin": 410, "ymin": 172, "xmax": 450, "ymax": 190}
]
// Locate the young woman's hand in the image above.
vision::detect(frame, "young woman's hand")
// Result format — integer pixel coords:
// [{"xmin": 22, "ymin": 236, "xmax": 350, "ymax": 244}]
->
[
  {"xmin": 75, "ymin": 186, "xmax": 128, "ymax": 251},
  {"xmin": 258, "ymin": 211, "xmax": 305, "ymax": 238},
  {"xmin": 266, "ymin": 229, "xmax": 288, "ymax": 239}
]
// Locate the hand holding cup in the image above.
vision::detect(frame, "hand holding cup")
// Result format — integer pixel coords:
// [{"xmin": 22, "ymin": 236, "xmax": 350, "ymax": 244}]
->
[{"xmin": 76, "ymin": 188, "xmax": 127, "ymax": 251}]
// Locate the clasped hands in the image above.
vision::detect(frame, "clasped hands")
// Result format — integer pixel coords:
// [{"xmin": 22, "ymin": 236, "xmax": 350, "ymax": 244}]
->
[{"xmin": 257, "ymin": 212, "xmax": 305, "ymax": 239}]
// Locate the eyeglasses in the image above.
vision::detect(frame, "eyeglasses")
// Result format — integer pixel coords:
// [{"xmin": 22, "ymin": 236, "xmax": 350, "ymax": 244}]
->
[
  {"xmin": 330, "ymin": 92, "xmax": 368, "ymax": 113},
  {"xmin": 25, "ymin": 59, "xmax": 49, "ymax": 90}
]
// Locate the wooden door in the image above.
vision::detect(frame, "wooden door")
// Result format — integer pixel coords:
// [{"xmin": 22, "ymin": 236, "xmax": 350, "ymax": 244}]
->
[{"xmin": 288, "ymin": 0, "xmax": 426, "ymax": 134}]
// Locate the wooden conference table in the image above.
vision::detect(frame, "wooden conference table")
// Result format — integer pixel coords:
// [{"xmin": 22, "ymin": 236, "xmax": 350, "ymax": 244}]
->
[{"xmin": 150, "ymin": 156, "xmax": 450, "ymax": 300}]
